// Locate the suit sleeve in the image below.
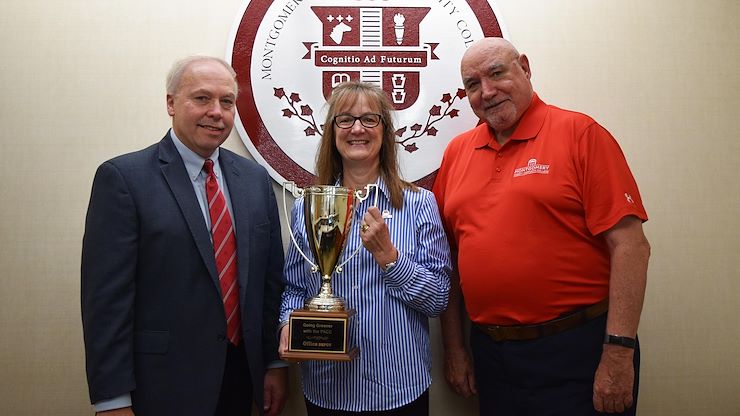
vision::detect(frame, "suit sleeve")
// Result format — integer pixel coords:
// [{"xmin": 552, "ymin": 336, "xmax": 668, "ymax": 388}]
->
[
  {"xmin": 81, "ymin": 161, "xmax": 138, "ymax": 404},
  {"xmin": 261, "ymin": 176, "xmax": 285, "ymax": 365}
]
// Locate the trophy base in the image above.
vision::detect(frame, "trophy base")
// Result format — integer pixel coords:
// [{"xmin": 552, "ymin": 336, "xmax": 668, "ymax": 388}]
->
[
  {"xmin": 282, "ymin": 347, "xmax": 359, "ymax": 362},
  {"xmin": 304, "ymin": 295, "xmax": 347, "ymax": 312},
  {"xmin": 283, "ymin": 309, "xmax": 358, "ymax": 362}
]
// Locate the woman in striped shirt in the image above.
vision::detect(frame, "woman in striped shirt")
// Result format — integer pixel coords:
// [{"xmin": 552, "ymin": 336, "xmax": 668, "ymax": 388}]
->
[{"xmin": 279, "ymin": 81, "xmax": 451, "ymax": 415}]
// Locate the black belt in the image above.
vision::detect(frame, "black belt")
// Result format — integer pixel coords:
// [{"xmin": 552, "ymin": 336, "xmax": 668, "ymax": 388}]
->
[{"xmin": 476, "ymin": 298, "xmax": 609, "ymax": 342}]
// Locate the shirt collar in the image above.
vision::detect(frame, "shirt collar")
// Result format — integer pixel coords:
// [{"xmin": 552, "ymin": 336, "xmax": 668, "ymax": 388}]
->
[
  {"xmin": 169, "ymin": 129, "xmax": 220, "ymax": 180},
  {"xmin": 375, "ymin": 177, "xmax": 391, "ymax": 202},
  {"xmin": 472, "ymin": 92, "xmax": 548, "ymax": 149}
]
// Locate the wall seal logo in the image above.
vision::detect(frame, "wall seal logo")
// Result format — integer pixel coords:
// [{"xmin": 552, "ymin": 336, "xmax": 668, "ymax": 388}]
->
[{"xmin": 227, "ymin": 0, "xmax": 507, "ymax": 188}]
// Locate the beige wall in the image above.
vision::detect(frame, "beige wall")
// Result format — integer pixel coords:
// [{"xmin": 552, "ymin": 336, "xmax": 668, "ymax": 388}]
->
[{"xmin": 1, "ymin": 0, "xmax": 739, "ymax": 414}]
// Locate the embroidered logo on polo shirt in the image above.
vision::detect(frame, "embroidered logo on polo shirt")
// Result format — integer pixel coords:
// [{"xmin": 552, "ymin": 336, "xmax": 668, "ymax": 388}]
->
[
  {"xmin": 624, "ymin": 193, "xmax": 634, "ymax": 204},
  {"xmin": 513, "ymin": 158, "xmax": 550, "ymax": 177}
]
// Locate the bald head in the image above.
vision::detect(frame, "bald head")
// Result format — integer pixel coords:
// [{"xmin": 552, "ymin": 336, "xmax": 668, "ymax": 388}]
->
[
  {"xmin": 462, "ymin": 38, "xmax": 520, "ymax": 70},
  {"xmin": 460, "ymin": 37, "xmax": 533, "ymax": 143}
]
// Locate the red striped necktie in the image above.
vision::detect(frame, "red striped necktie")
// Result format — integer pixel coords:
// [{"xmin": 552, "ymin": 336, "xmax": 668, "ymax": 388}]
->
[{"xmin": 203, "ymin": 159, "xmax": 241, "ymax": 345}]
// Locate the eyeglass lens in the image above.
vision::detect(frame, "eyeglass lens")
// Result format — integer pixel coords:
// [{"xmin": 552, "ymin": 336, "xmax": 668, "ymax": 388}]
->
[{"xmin": 334, "ymin": 113, "xmax": 381, "ymax": 128}]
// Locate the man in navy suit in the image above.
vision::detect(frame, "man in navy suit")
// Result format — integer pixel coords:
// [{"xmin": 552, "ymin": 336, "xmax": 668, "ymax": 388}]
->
[{"xmin": 81, "ymin": 56, "xmax": 287, "ymax": 415}]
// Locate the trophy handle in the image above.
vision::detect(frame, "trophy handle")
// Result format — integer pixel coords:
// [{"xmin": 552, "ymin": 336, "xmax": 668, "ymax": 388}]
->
[
  {"xmin": 335, "ymin": 183, "xmax": 379, "ymax": 273},
  {"xmin": 354, "ymin": 183, "xmax": 378, "ymax": 204},
  {"xmin": 282, "ymin": 181, "xmax": 319, "ymax": 273}
]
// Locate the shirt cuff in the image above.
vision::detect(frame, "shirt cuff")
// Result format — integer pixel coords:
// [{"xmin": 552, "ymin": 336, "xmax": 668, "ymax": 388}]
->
[
  {"xmin": 94, "ymin": 393, "xmax": 132, "ymax": 412},
  {"xmin": 383, "ymin": 252, "xmax": 413, "ymax": 287}
]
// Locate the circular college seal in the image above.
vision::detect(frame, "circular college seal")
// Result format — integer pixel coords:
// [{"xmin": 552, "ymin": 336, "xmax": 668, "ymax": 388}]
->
[{"xmin": 227, "ymin": 0, "xmax": 507, "ymax": 188}]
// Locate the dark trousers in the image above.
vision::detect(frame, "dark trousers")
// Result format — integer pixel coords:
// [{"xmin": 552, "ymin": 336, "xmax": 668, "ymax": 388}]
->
[
  {"xmin": 215, "ymin": 342, "xmax": 253, "ymax": 416},
  {"xmin": 305, "ymin": 389, "xmax": 429, "ymax": 416},
  {"xmin": 471, "ymin": 314, "xmax": 640, "ymax": 416}
]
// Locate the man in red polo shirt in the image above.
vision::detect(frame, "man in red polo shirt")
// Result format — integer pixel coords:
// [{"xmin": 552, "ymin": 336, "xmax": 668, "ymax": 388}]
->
[{"xmin": 433, "ymin": 37, "xmax": 650, "ymax": 415}]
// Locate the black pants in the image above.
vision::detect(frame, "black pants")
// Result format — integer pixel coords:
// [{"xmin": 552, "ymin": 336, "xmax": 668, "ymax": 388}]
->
[
  {"xmin": 215, "ymin": 342, "xmax": 253, "ymax": 416},
  {"xmin": 305, "ymin": 389, "xmax": 429, "ymax": 416},
  {"xmin": 471, "ymin": 314, "xmax": 640, "ymax": 416}
]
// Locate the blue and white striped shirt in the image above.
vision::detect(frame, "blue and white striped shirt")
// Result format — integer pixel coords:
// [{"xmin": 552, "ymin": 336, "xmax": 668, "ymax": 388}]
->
[{"xmin": 280, "ymin": 179, "xmax": 451, "ymax": 411}]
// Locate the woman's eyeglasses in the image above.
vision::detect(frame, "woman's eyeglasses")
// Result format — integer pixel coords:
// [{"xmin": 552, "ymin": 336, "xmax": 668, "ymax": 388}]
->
[{"xmin": 333, "ymin": 113, "xmax": 382, "ymax": 129}]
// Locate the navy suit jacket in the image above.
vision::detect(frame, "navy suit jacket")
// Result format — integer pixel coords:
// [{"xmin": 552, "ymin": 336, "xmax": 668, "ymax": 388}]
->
[{"xmin": 81, "ymin": 134, "xmax": 284, "ymax": 414}]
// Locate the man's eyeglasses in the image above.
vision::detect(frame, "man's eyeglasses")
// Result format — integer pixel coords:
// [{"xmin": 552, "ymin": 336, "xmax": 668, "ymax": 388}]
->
[{"xmin": 333, "ymin": 113, "xmax": 382, "ymax": 129}]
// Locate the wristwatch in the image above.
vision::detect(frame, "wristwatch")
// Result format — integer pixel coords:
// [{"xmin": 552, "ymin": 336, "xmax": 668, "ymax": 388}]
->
[
  {"xmin": 383, "ymin": 261, "xmax": 397, "ymax": 272},
  {"xmin": 603, "ymin": 334, "xmax": 636, "ymax": 349}
]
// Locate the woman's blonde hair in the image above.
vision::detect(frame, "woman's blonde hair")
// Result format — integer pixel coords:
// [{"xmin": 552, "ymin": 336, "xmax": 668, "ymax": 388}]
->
[{"xmin": 315, "ymin": 81, "xmax": 416, "ymax": 209}]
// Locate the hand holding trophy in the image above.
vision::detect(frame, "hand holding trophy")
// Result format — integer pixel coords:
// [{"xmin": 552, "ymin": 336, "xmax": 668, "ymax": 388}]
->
[{"xmin": 281, "ymin": 182, "xmax": 376, "ymax": 361}]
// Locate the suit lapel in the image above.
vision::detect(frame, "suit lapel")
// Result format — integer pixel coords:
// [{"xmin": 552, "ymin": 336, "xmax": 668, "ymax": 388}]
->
[{"xmin": 158, "ymin": 135, "xmax": 220, "ymax": 286}]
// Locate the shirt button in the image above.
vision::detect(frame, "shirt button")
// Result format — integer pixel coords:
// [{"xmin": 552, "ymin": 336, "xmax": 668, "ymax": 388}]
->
[{"xmin": 496, "ymin": 167, "xmax": 502, "ymax": 173}]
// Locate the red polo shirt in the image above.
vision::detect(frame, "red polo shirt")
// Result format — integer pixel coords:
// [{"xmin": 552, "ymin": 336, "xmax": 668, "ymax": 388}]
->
[{"xmin": 433, "ymin": 94, "xmax": 648, "ymax": 325}]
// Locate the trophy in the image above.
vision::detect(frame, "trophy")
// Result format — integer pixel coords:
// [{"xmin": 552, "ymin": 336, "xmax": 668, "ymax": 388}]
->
[{"xmin": 281, "ymin": 182, "xmax": 376, "ymax": 361}]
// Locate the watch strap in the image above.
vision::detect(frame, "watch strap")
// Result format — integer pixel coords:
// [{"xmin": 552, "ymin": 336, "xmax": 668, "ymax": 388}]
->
[{"xmin": 603, "ymin": 334, "xmax": 636, "ymax": 349}]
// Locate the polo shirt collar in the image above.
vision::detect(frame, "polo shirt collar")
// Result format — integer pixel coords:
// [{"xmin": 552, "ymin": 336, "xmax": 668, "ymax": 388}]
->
[{"xmin": 472, "ymin": 93, "xmax": 547, "ymax": 149}]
